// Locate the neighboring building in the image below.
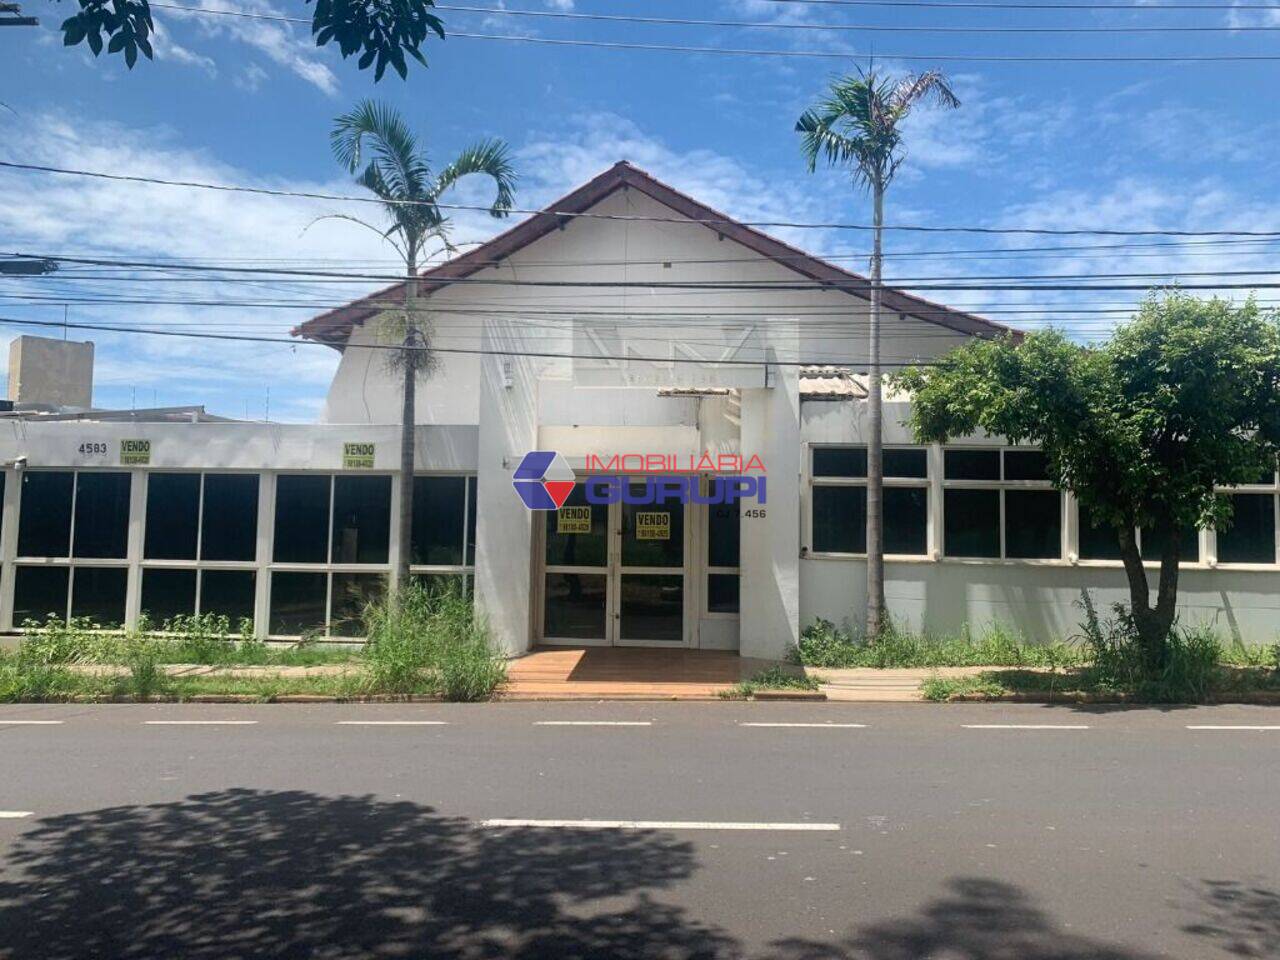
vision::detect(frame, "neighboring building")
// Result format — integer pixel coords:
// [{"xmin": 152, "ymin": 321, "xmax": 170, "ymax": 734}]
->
[{"xmin": 0, "ymin": 162, "xmax": 1276, "ymax": 653}]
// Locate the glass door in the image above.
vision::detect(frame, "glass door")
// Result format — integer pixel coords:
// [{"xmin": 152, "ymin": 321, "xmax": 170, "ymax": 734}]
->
[
  {"xmin": 542, "ymin": 485, "xmax": 609, "ymax": 642},
  {"xmin": 613, "ymin": 482, "xmax": 687, "ymax": 645}
]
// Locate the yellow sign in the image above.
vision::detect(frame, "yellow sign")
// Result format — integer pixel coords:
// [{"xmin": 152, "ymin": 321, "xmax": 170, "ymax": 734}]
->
[
  {"xmin": 120, "ymin": 439, "xmax": 151, "ymax": 465},
  {"xmin": 342, "ymin": 442, "xmax": 375, "ymax": 469},
  {"xmin": 556, "ymin": 505, "xmax": 592, "ymax": 534},
  {"xmin": 636, "ymin": 511, "xmax": 671, "ymax": 540}
]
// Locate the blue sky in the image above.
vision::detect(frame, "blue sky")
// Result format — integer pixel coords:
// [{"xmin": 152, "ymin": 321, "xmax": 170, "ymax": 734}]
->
[{"xmin": 2, "ymin": 0, "xmax": 1279, "ymax": 419}]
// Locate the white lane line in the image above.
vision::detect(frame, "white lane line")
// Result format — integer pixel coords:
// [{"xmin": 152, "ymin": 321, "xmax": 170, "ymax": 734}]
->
[
  {"xmin": 143, "ymin": 720, "xmax": 259, "ymax": 725},
  {"xmin": 739, "ymin": 722, "xmax": 867, "ymax": 728},
  {"xmin": 0, "ymin": 812, "xmax": 34, "ymax": 819},
  {"xmin": 480, "ymin": 819, "xmax": 840, "ymax": 831},
  {"xmin": 335, "ymin": 720, "xmax": 449, "ymax": 726},
  {"xmin": 533, "ymin": 721, "xmax": 653, "ymax": 726},
  {"xmin": 962, "ymin": 724, "xmax": 1090, "ymax": 730},
  {"xmin": 0, "ymin": 720, "xmax": 65, "ymax": 725},
  {"xmin": 1186, "ymin": 725, "xmax": 1280, "ymax": 730}
]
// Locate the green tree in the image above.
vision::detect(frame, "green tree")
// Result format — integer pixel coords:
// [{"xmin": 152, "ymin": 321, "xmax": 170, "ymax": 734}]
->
[
  {"xmin": 796, "ymin": 67, "xmax": 960, "ymax": 639},
  {"xmin": 58, "ymin": 0, "xmax": 444, "ymax": 79},
  {"xmin": 328, "ymin": 99, "xmax": 516, "ymax": 591},
  {"xmin": 894, "ymin": 293, "xmax": 1280, "ymax": 667}
]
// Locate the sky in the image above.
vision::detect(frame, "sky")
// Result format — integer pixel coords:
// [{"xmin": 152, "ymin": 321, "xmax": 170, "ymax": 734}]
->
[{"xmin": 1, "ymin": 0, "xmax": 1279, "ymax": 420}]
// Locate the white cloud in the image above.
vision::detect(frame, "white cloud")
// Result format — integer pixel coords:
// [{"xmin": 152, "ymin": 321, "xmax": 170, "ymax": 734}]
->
[
  {"xmin": 159, "ymin": 0, "xmax": 339, "ymax": 95},
  {"xmin": 544, "ymin": 0, "xmax": 575, "ymax": 10},
  {"xmin": 150, "ymin": 20, "xmax": 218, "ymax": 76}
]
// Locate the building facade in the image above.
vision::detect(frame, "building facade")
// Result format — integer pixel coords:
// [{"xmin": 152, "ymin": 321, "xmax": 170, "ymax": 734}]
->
[{"xmin": 1, "ymin": 163, "xmax": 1276, "ymax": 656}]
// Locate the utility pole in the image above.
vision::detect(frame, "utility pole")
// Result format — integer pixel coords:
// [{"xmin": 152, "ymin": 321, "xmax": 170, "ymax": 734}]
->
[{"xmin": 0, "ymin": 3, "xmax": 38, "ymax": 27}]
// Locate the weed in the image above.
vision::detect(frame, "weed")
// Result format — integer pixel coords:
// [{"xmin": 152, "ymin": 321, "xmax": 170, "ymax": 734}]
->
[
  {"xmin": 724, "ymin": 666, "xmax": 820, "ymax": 699},
  {"xmin": 792, "ymin": 618, "xmax": 1081, "ymax": 669},
  {"xmin": 920, "ymin": 674, "xmax": 1008, "ymax": 702}
]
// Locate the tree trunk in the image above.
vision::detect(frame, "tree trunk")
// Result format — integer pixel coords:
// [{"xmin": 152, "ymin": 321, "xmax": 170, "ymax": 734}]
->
[
  {"xmin": 1116, "ymin": 524, "xmax": 1179, "ymax": 671},
  {"xmin": 865, "ymin": 179, "xmax": 886, "ymax": 639},
  {"xmin": 395, "ymin": 251, "xmax": 418, "ymax": 595}
]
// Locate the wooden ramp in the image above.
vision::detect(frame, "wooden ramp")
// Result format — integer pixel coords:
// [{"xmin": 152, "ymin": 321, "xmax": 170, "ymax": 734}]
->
[{"xmin": 502, "ymin": 646, "xmax": 744, "ymax": 700}]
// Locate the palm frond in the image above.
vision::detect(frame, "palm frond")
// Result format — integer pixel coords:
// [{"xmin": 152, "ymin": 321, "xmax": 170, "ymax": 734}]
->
[
  {"xmin": 889, "ymin": 70, "xmax": 961, "ymax": 116},
  {"xmin": 331, "ymin": 99, "xmax": 432, "ymax": 203},
  {"xmin": 430, "ymin": 139, "xmax": 518, "ymax": 217}
]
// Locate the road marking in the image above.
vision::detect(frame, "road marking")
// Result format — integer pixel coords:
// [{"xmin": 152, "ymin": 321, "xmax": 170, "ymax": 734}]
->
[
  {"xmin": 962, "ymin": 724, "xmax": 1090, "ymax": 730},
  {"xmin": 0, "ymin": 812, "xmax": 33, "ymax": 819},
  {"xmin": 1185, "ymin": 725, "xmax": 1280, "ymax": 730},
  {"xmin": 143, "ymin": 720, "xmax": 259, "ymax": 725},
  {"xmin": 335, "ymin": 720, "xmax": 449, "ymax": 726},
  {"xmin": 480, "ymin": 819, "xmax": 840, "ymax": 831},
  {"xmin": 533, "ymin": 721, "xmax": 653, "ymax": 726},
  {"xmin": 0, "ymin": 720, "xmax": 64, "ymax": 725},
  {"xmin": 738, "ymin": 722, "xmax": 867, "ymax": 728}
]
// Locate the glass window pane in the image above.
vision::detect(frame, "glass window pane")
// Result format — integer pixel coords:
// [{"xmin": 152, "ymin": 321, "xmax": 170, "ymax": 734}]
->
[
  {"xmin": 269, "ymin": 571, "xmax": 328, "ymax": 636},
  {"xmin": 274, "ymin": 474, "xmax": 330, "ymax": 564},
  {"xmin": 411, "ymin": 476, "xmax": 466, "ymax": 565},
  {"xmin": 812, "ymin": 485, "xmax": 865, "ymax": 554},
  {"xmin": 944, "ymin": 489, "xmax": 1001, "ymax": 558},
  {"xmin": 1078, "ymin": 505, "xmax": 1124, "ymax": 561},
  {"xmin": 1005, "ymin": 490, "xmax": 1061, "ymax": 559},
  {"xmin": 141, "ymin": 569, "xmax": 197, "ymax": 626},
  {"xmin": 330, "ymin": 572, "xmax": 387, "ymax": 637},
  {"xmin": 885, "ymin": 487, "xmax": 928, "ymax": 555},
  {"xmin": 1141, "ymin": 526, "xmax": 1200, "ymax": 563},
  {"xmin": 884, "ymin": 448, "xmax": 928, "ymax": 479},
  {"xmin": 621, "ymin": 491, "xmax": 684, "ymax": 568},
  {"xmin": 199, "ymin": 570, "xmax": 256, "ymax": 628},
  {"xmin": 813, "ymin": 447, "xmax": 866, "ymax": 478},
  {"xmin": 14, "ymin": 565, "xmax": 69, "ymax": 625},
  {"xmin": 544, "ymin": 572, "xmax": 606, "ymax": 639},
  {"xmin": 201, "ymin": 474, "xmax": 259, "ymax": 561},
  {"xmin": 1004, "ymin": 450, "xmax": 1050, "ymax": 481},
  {"xmin": 619, "ymin": 574, "xmax": 683, "ymax": 642},
  {"xmin": 18, "ymin": 472, "xmax": 73, "ymax": 557},
  {"xmin": 545, "ymin": 483, "xmax": 607, "ymax": 568},
  {"xmin": 1218, "ymin": 494, "xmax": 1276, "ymax": 564},
  {"xmin": 331, "ymin": 475, "xmax": 391, "ymax": 564},
  {"xmin": 465, "ymin": 476, "xmax": 478, "ymax": 566},
  {"xmin": 944, "ymin": 449, "xmax": 1001, "ymax": 481},
  {"xmin": 73, "ymin": 472, "xmax": 131, "ymax": 559},
  {"xmin": 70, "ymin": 567, "xmax": 127, "ymax": 627},
  {"xmin": 708, "ymin": 500, "xmax": 740, "ymax": 568},
  {"xmin": 145, "ymin": 473, "xmax": 200, "ymax": 560},
  {"xmin": 707, "ymin": 573, "xmax": 740, "ymax": 614}
]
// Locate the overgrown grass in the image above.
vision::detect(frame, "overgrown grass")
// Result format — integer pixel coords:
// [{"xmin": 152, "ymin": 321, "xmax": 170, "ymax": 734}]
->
[
  {"xmin": 722, "ymin": 666, "xmax": 821, "ymax": 699},
  {"xmin": 360, "ymin": 581, "xmax": 506, "ymax": 701},
  {"xmin": 793, "ymin": 618, "xmax": 1084, "ymax": 669}
]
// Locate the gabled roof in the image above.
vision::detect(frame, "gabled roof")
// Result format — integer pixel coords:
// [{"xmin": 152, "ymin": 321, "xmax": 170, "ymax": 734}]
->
[{"xmin": 292, "ymin": 160, "xmax": 1015, "ymax": 349}]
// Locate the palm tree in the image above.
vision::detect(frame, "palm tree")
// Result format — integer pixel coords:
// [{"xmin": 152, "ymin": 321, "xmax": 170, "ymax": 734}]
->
[
  {"xmin": 796, "ymin": 67, "xmax": 959, "ymax": 639},
  {"xmin": 329, "ymin": 99, "xmax": 517, "ymax": 592}
]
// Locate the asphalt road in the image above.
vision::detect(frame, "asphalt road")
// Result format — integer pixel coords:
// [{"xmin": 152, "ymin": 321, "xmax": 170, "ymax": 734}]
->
[{"xmin": 1, "ymin": 701, "xmax": 1278, "ymax": 960}]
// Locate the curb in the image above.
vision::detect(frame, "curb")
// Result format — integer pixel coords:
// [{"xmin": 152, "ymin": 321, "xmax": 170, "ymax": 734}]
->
[
  {"xmin": 750, "ymin": 689, "xmax": 827, "ymax": 701},
  {"xmin": 946, "ymin": 691, "xmax": 1280, "ymax": 705}
]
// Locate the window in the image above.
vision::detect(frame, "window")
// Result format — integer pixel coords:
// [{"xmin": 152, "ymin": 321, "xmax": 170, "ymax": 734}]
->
[
  {"xmin": 201, "ymin": 474, "xmax": 259, "ymax": 561},
  {"xmin": 410, "ymin": 474, "xmax": 478, "ymax": 589},
  {"xmin": 141, "ymin": 569, "xmax": 197, "ymax": 625},
  {"xmin": 145, "ymin": 473, "xmax": 200, "ymax": 560},
  {"xmin": 329, "ymin": 573, "xmax": 387, "ymax": 637},
  {"xmin": 808, "ymin": 445, "xmax": 929, "ymax": 556},
  {"xmin": 332, "ymin": 475, "xmax": 391, "ymax": 564},
  {"xmin": 273, "ymin": 474, "xmax": 330, "ymax": 563},
  {"xmin": 15, "ymin": 471, "xmax": 131, "ymax": 627},
  {"xmin": 1078, "ymin": 504, "xmax": 1200, "ymax": 564},
  {"xmin": 706, "ymin": 498, "xmax": 740, "ymax": 615},
  {"xmin": 1218, "ymin": 493, "xmax": 1277, "ymax": 565},
  {"xmin": 200, "ymin": 570, "xmax": 256, "ymax": 626},
  {"xmin": 943, "ymin": 448, "xmax": 1061, "ymax": 560},
  {"xmin": 269, "ymin": 571, "xmax": 328, "ymax": 636}
]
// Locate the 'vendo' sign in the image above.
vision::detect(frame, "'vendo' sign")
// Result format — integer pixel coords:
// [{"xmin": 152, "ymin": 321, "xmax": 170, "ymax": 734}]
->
[
  {"xmin": 635, "ymin": 511, "xmax": 671, "ymax": 540},
  {"xmin": 120, "ymin": 439, "xmax": 151, "ymax": 465},
  {"xmin": 556, "ymin": 505, "xmax": 592, "ymax": 534},
  {"xmin": 343, "ymin": 442, "xmax": 376, "ymax": 469}
]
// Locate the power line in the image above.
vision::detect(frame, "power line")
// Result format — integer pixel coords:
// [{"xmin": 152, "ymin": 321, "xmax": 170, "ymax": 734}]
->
[
  {"xmin": 6, "ymin": 162, "xmax": 1280, "ymax": 238},
  {"xmin": 144, "ymin": 4, "xmax": 1280, "ymax": 61},
  {"xmin": 434, "ymin": 3, "xmax": 1280, "ymax": 33},
  {"xmin": 702, "ymin": 0, "xmax": 1280, "ymax": 10}
]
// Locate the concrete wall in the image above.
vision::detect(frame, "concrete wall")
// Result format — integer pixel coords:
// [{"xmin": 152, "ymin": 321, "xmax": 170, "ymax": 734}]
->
[{"xmin": 7, "ymin": 336, "xmax": 94, "ymax": 409}]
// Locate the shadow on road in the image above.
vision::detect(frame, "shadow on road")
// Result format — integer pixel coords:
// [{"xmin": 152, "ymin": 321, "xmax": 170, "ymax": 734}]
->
[
  {"xmin": 0, "ymin": 792, "xmax": 1213, "ymax": 960},
  {"xmin": 1182, "ymin": 878, "xmax": 1280, "ymax": 959},
  {"xmin": 0, "ymin": 788, "xmax": 731, "ymax": 960}
]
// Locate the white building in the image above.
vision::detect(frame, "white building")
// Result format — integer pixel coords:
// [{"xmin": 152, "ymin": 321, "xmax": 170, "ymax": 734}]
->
[{"xmin": 1, "ymin": 163, "xmax": 1277, "ymax": 655}]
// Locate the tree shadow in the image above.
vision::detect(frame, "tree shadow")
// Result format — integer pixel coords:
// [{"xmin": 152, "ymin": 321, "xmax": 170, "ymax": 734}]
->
[
  {"xmin": 0, "ymin": 789, "xmax": 735, "ymax": 960},
  {"xmin": 770, "ymin": 877, "xmax": 1165, "ymax": 960},
  {"xmin": 1182, "ymin": 879, "xmax": 1280, "ymax": 958}
]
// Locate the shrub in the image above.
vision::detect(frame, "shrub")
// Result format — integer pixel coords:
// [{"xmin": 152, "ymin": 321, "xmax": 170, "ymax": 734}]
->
[
  {"xmin": 792, "ymin": 618, "xmax": 1080, "ymax": 669},
  {"xmin": 118, "ymin": 636, "xmax": 170, "ymax": 701},
  {"xmin": 361, "ymin": 581, "xmax": 506, "ymax": 700},
  {"xmin": 723, "ymin": 666, "xmax": 820, "ymax": 699},
  {"xmin": 19, "ymin": 617, "xmax": 121, "ymax": 664}
]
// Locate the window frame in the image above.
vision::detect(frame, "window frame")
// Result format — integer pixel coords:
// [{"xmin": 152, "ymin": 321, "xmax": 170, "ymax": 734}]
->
[
  {"xmin": 941, "ymin": 447, "xmax": 1064, "ymax": 563},
  {"xmin": 805, "ymin": 443, "xmax": 931, "ymax": 560},
  {"xmin": 703, "ymin": 491, "xmax": 741, "ymax": 620},
  {"xmin": 1211, "ymin": 469, "xmax": 1280, "ymax": 569}
]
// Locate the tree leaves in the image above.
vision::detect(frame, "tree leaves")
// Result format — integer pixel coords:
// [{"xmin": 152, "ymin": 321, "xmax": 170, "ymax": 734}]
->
[{"xmin": 58, "ymin": 0, "xmax": 445, "ymax": 80}]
